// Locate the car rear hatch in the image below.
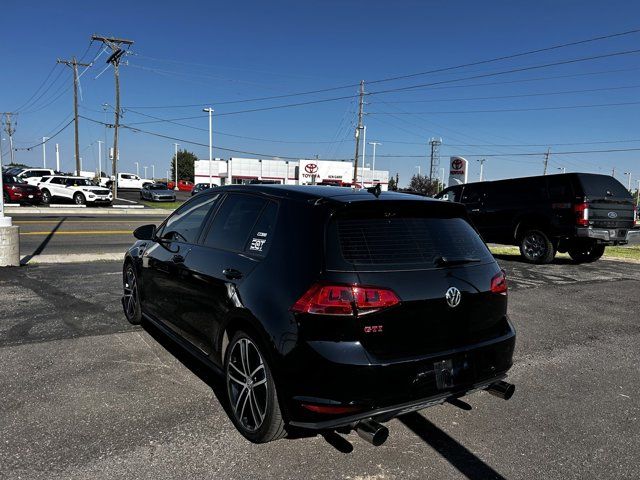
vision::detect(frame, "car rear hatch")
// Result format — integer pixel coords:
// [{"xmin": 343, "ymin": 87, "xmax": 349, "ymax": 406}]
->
[
  {"xmin": 322, "ymin": 199, "xmax": 509, "ymax": 361},
  {"xmin": 575, "ymin": 173, "xmax": 636, "ymax": 230}
]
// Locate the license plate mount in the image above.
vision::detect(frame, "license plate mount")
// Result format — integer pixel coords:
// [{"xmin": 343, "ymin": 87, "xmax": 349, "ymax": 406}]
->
[{"xmin": 434, "ymin": 359, "xmax": 454, "ymax": 390}]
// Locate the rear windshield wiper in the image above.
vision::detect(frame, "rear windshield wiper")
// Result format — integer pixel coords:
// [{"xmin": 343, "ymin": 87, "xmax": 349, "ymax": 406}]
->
[{"xmin": 433, "ymin": 256, "xmax": 482, "ymax": 267}]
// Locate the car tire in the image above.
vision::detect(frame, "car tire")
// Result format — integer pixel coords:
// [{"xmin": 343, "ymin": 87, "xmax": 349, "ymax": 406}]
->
[
  {"xmin": 225, "ymin": 330, "xmax": 286, "ymax": 444},
  {"xmin": 568, "ymin": 241, "xmax": 605, "ymax": 263},
  {"xmin": 73, "ymin": 193, "xmax": 86, "ymax": 205},
  {"xmin": 122, "ymin": 263, "xmax": 142, "ymax": 324},
  {"xmin": 41, "ymin": 189, "xmax": 51, "ymax": 204},
  {"xmin": 519, "ymin": 229, "xmax": 555, "ymax": 264}
]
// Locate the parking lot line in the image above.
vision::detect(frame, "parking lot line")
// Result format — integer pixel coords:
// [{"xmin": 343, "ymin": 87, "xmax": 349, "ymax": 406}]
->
[{"xmin": 20, "ymin": 230, "xmax": 132, "ymax": 236}]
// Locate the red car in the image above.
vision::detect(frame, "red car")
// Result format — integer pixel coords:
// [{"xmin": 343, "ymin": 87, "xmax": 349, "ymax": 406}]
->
[
  {"xmin": 167, "ymin": 179, "xmax": 194, "ymax": 191},
  {"xmin": 2, "ymin": 173, "xmax": 43, "ymax": 204}
]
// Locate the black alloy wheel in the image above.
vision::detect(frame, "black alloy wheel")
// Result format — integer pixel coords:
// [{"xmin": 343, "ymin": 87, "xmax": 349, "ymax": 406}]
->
[
  {"xmin": 225, "ymin": 331, "xmax": 286, "ymax": 443},
  {"xmin": 519, "ymin": 229, "xmax": 555, "ymax": 264},
  {"xmin": 122, "ymin": 264, "xmax": 141, "ymax": 324}
]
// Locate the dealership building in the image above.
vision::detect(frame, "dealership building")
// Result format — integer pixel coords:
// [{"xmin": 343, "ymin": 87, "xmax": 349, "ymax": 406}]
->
[{"xmin": 194, "ymin": 158, "xmax": 390, "ymax": 190}]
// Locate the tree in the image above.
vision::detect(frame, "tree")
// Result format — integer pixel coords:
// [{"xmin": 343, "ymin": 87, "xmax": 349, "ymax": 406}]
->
[
  {"xmin": 408, "ymin": 174, "xmax": 442, "ymax": 196},
  {"xmin": 170, "ymin": 149, "xmax": 197, "ymax": 182},
  {"xmin": 388, "ymin": 175, "xmax": 397, "ymax": 191}
]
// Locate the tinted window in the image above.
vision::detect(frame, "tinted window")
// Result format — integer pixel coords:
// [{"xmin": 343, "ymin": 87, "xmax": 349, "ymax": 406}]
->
[
  {"xmin": 461, "ymin": 184, "xmax": 484, "ymax": 203},
  {"xmin": 50, "ymin": 177, "xmax": 65, "ymax": 185},
  {"xmin": 547, "ymin": 175, "xmax": 573, "ymax": 201},
  {"xmin": 244, "ymin": 201, "xmax": 278, "ymax": 257},
  {"xmin": 203, "ymin": 194, "xmax": 267, "ymax": 252},
  {"xmin": 160, "ymin": 194, "xmax": 219, "ymax": 243},
  {"xmin": 149, "ymin": 185, "xmax": 166, "ymax": 190},
  {"xmin": 485, "ymin": 177, "xmax": 547, "ymax": 204},
  {"xmin": 577, "ymin": 174, "xmax": 630, "ymax": 198},
  {"xmin": 328, "ymin": 215, "xmax": 492, "ymax": 270}
]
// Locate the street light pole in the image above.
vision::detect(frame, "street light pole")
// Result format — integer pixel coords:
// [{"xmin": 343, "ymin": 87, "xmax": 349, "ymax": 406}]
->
[
  {"xmin": 369, "ymin": 141, "xmax": 381, "ymax": 185},
  {"xmin": 151, "ymin": 164, "xmax": 155, "ymax": 180},
  {"xmin": 203, "ymin": 107, "xmax": 214, "ymax": 186},
  {"xmin": 144, "ymin": 166, "xmax": 147, "ymax": 179},
  {"xmin": 558, "ymin": 167, "xmax": 566, "ymax": 174},
  {"xmin": 135, "ymin": 162, "xmax": 139, "ymax": 177},
  {"xmin": 173, "ymin": 143, "xmax": 179, "ymax": 190},
  {"xmin": 624, "ymin": 172, "xmax": 632, "ymax": 191},
  {"xmin": 415, "ymin": 165, "xmax": 421, "ymax": 175},
  {"xmin": 478, "ymin": 158, "xmax": 486, "ymax": 181},
  {"xmin": 42, "ymin": 137, "xmax": 49, "ymax": 168}
]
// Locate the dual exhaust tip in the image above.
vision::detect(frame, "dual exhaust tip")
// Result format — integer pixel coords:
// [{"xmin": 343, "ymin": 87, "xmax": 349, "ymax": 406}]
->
[{"xmin": 354, "ymin": 380, "xmax": 515, "ymax": 447}]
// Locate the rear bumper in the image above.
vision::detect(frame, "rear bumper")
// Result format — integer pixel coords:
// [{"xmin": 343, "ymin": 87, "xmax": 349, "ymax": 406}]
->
[
  {"xmin": 576, "ymin": 226, "xmax": 638, "ymax": 243},
  {"xmin": 283, "ymin": 320, "xmax": 516, "ymax": 429}
]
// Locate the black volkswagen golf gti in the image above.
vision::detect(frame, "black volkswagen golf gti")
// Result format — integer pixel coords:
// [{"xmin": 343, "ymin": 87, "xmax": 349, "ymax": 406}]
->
[{"xmin": 122, "ymin": 185, "xmax": 515, "ymax": 445}]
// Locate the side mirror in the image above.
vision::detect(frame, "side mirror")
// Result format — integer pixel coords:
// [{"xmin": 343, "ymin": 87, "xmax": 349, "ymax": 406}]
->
[{"xmin": 133, "ymin": 224, "xmax": 156, "ymax": 241}]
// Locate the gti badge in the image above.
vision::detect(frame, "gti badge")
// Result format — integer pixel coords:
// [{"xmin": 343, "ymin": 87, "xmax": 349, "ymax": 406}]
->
[
  {"xmin": 445, "ymin": 287, "xmax": 461, "ymax": 308},
  {"xmin": 607, "ymin": 211, "xmax": 618, "ymax": 219}
]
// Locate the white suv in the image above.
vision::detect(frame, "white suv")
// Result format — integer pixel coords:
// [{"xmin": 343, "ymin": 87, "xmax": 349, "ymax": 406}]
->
[
  {"xmin": 16, "ymin": 168, "xmax": 56, "ymax": 186},
  {"xmin": 38, "ymin": 176, "xmax": 113, "ymax": 206}
]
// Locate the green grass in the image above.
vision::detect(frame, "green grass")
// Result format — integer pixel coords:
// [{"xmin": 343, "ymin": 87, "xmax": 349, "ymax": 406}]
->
[
  {"xmin": 140, "ymin": 200, "xmax": 182, "ymax": 210},
  {"xmin": 489, "ymin": 245, "xmax": 640, "ymax": 262}
]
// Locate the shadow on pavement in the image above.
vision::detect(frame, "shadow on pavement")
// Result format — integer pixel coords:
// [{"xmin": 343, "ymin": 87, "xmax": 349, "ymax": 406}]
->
[
  {"xmin": 20, "ymin": 217, "xmax": 66, "ymax": 265},
  {"xmin": 399, "ymin": 412, "xmax": 506, "ymax": 480},
  {"xmin": 492, "ymin": 253, "xmax": 575, "ymax": 265}
]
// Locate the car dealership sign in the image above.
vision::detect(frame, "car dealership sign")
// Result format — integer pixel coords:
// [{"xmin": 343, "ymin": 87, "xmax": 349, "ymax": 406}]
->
[
  {"xmin": 448, "ymin": 156, "xmax": 469, "ymax": 185},
  {"xmin": 299, "ymin": 159, "xmax": 352, "ymax": 184}
]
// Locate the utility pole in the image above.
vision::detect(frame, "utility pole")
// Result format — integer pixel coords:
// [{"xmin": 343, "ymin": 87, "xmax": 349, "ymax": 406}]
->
[
  {"xmin": 1, "ymin": 112, "xmax": 17, "ymax": 164},
  {"xmin": 92, "ymin": 34, "xmax": 135, "ymax": 198},
  {"xmin": 352, "ymin": 80, "xmax": 365, "ymax": 187},
  {"xmin": 203, "ymin": 107, "xmax": 214, "ymax": 186},
  {"xmin": 57, "ymin": 57, "xmax": 91, "ymax": 175},
  {"xmin": 478, "ymin": 158, "xmax": 486, "ymax": 182},
  {"xmin": 42, "ymin": 137, "xmax": 49, "ymax": 168},
  {"xmin": 543, "ymin": 147, "xmax": 550, "ymax": 175},
  {"xmin": 428, "ymin": 138, "xmax": 442, "ymax": 182}
]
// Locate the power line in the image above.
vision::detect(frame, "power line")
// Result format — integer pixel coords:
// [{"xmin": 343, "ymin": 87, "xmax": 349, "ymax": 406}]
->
[
  {"xmin": 374, "ymin": 147, "xmax": 640, "ymax": 158},
  {"xmin": 79, "ymin": 115, "xmax": 349, "ymax": 160},
  {"xmin": 370, "ymin": 100, "xmax": 640, "ymax": 115},
  {"xmin": 122, "ymin": 27, "xmax": 640, "ymax": 109},
  {"xmin": 378, "ymin": 84, "xmax": 640, "ymax": 103},
  {"xmin": 368, "ymin": 48, "xmax": 640, "ymax": 96},
  {"xmin": 13, "ymin": 63, "xmax": 60, "ymax": 112},
  {"xmin": 13, "ymin": 118, "xmax": 75, "ymax": 151}
]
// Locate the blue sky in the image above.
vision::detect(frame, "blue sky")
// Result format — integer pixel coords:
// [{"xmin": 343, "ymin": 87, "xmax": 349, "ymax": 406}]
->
[{"xmin": 2, "ymin": 0, "xmax": 639, "ymax": 187}]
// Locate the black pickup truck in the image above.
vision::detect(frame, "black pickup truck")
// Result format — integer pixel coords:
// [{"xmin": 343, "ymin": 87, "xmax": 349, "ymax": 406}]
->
[{"xmin": 436, "ymin": 173, "xmax": 639, "ymax": 264}]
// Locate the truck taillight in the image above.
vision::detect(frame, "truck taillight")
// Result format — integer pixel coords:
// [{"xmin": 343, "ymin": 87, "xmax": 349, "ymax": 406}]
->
[
  {"xmin": 291, "ymin": 283, "xmax": 400, "ymax": 316},
  {"xmin": 491, "ymin": 270, "xmax": 508, "ymax": 295},
  {"xmin": 574, "ymin": 202, "xmax": 589, "ymax": 227},
  {"xmin": 634, "ymin": 205, "xmax": 638, "ymax": 224}
]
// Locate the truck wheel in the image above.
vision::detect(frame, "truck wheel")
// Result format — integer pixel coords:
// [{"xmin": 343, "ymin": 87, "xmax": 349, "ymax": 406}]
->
[
  {"xmin": 568, "ymin": 241, "xmax": 605, "ymax": 263},
  {"xmin": 519, "ymin": 229, "xmax": 555, "ymax": 264},
  {"xmin": 73, "ymin": 193, "xmax": 86, "ymax": 205},
  {"xmin": 41, "ymin": 189, "xmax": 51, "ymax": 204}
]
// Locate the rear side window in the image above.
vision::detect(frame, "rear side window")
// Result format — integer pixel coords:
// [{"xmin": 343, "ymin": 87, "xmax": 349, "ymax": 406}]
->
[
  {"xmin": 160, "ymin": 194, "xmax": 219, "ymax": 243},
  {"xmin": 244, "ymin": 201, "xmax": 278, "ymax": 257},
  {"xmin": 327, "ymin": 213, "xmax": 492, "ymax": 270},
  {"xmin": 461, "ymin": 185, "xmax": 484, "ymax": 203},
  {"xmin": 203, "ymin": 194, "xmax": 267, "ymax": 252},
  {"xmin": 577, "ymin": 174, "xmax": 630, "ymax": 199}
]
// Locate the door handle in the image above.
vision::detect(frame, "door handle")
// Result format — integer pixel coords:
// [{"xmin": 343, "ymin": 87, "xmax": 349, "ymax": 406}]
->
[
  {"xmin": 172, "ymin": 254, "xmax": 185, "ymax": 264},
  {"xmin": 223, "ymin": 268, "xmax": 243, "ymax": 280},
  {"xmin": 471, "ymin": 208, "xmax": 480, "ymax": 213}
]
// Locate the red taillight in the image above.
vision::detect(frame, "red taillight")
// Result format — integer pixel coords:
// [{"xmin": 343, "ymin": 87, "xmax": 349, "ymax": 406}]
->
[
  {"xmin": 291, "ymin": 283, "xmax": 400, "ymax": 316},
  {"xmin": 634, "ymin": 205, "xmax": 638, "ymax": 224},
  {"xmin": 491, "ymin": 270, "xmax": 508, "ymax": 295},
  {"xmin": 574, "ymin": 201, "xmax": 589, "ymax": 226},
  {"xmin": 300, "ymin": 403, "xmax": 363, "ymax": 415}
]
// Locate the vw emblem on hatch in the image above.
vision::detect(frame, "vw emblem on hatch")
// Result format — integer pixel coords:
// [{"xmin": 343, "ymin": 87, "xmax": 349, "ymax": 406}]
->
[
  {"xmin": 445, "ymin": 287, "xmax": 461, "ymax": 308},
  {"xmin": 607, "ymin": 211, "xmax": 618, "ymax": 219}
]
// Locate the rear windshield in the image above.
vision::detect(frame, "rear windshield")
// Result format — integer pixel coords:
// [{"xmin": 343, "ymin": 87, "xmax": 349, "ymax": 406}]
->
[
  {"xmin": 578, "ymin": 174, "xmax": 630, "ymax": 199},
  {"xmin": 327, "ymin": 213, "xmax": 492, "ymax": 271}
]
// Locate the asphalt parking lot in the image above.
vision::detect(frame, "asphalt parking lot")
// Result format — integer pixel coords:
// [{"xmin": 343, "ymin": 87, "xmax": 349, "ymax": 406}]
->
[{"xmin": 1, "ymin": 257, "xmax": 639, "ymax": 480}]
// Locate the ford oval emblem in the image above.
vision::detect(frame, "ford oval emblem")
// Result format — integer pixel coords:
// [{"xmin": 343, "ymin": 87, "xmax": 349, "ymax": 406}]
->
[{"xmin": 607, "ymin": 211, "xmax": 618, "ymax": 219}]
